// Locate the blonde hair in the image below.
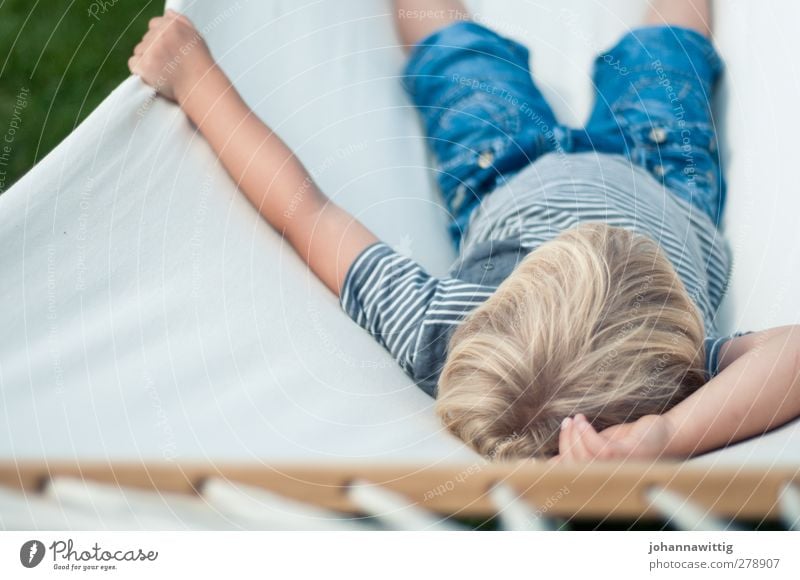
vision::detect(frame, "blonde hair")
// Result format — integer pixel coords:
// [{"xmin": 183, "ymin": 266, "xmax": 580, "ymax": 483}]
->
[{"xmin": 436, "ymin": 222, "xmax": 706, "ymax": 460}]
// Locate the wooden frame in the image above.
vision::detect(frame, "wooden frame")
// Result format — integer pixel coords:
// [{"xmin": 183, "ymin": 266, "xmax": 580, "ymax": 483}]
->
[{"xmin": 2, "ymin": 461, "xmax": 799, "ymax": 521}]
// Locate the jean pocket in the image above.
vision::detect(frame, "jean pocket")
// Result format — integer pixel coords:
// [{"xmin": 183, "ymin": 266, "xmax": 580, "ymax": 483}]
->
[
  {"xmin": 626, "ymin": 121, "xmax": 721, "ymax": 214},
  {"xmin": 626, "ymin": 118, "xmax": 715, "ymax": 159},
  {"xmin": 437, "ymin": 85, "xmax": 522, "ymax": 135},
  {"xmin": 610, "ymin": 72, "xmax": 713, "ymax": 124}
]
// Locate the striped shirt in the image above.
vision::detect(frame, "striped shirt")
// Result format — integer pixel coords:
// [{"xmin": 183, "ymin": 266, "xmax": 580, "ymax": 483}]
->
[{"xmin": 340, "ymin": 152, "xmax": 738, "ymax": 396}]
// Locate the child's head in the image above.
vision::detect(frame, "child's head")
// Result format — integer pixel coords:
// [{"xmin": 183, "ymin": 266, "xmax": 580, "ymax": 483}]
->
[{"xmin": 436, "ymin": 222, "xmax": 706, "ymax": 460}]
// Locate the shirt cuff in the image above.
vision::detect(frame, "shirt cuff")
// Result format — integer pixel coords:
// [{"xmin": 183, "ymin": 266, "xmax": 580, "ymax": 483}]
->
[
  {"xmin": 339, "ymin": 241, "xmax": 396, "ymax": 323},
  {"xmin": 704, "ymin": 330, "xmax": 751, "ymax": 380}
]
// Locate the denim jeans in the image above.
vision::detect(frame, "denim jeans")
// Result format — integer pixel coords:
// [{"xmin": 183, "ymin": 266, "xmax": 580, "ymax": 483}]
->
[{"xmin": 403, "ymin": 22, "xmax": 725, "ymax": 245}]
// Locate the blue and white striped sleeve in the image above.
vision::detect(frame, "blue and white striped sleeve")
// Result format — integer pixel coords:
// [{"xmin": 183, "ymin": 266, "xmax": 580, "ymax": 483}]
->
[
  {"xmin": 703, "ymin": 331, "xmax": 751, "ymax": 380},
  {"xmin": 340, "ymin": 242, "xmax": 496, "ymax": 396}
]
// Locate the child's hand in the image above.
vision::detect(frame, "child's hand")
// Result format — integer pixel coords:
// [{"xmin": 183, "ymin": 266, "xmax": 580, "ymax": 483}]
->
[
  {"xmin": 550, "ymin": 413, "xmax": 677, "ymax": 463},
  {"xmin": 128, "ymin": 9, "xmax": 213, "ymax": 103}
]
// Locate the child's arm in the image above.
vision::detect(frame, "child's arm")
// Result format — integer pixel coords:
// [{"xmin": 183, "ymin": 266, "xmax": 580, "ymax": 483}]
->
[
  {"xmin": 128, "ymin": 11, "xmax": 497, "ymax": 394},
  {"xmin": 554, "ymin": 325, "xmax": 800, "ymax": 462},
  {"xmin": 128, "ymin": 10, "xmax": 378, "ymax": 294}
]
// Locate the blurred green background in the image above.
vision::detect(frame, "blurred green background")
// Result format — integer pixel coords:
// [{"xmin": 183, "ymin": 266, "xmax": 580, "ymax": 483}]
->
[{"xmin": 0, "ymin": 0, "xmax": 163, "ymax": 194}]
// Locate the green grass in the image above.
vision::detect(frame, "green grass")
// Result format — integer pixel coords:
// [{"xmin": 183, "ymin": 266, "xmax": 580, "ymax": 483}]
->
[{"xmin": 0, "ymin": 0, "xmax": 163, "ymax": 193}]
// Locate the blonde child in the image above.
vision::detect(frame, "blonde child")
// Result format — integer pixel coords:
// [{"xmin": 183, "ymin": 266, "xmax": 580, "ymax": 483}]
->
[{"xmin": 128, "ymin": 0, "xmax": 800, "ymax": 462}]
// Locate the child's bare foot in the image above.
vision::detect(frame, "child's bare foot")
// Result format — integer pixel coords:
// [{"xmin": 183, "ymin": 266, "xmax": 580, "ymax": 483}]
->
[{"xmin": 645, "ymin": 0, "xmax": 712, "ymax": 37}]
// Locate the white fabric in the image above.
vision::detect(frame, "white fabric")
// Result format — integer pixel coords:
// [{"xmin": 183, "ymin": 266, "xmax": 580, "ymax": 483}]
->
[{"xmin": 1, "ymin": 0, "xmax": 799, "ymax": 464}]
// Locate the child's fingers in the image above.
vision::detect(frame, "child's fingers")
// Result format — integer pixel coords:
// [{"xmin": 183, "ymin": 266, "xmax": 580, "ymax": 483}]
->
[
  {"xmin": 585, "ymin": 419, "xmax": 639, "ymax": 460},
  {"xmin": 560, "ymin": 416, "xmax": 591, "ymax": 462},
  {"xmin": 558, "ymin": 417, "xmax": 574, "ymax": 459},
  {"xmin": 560, "ymin": 414, "xmax": 616, "ymax": 462},
  {"xmin": 136, "ymin": 26, "xmax": 175, "ymax": 59},
  {"xmin": 573, "ymin": 414, "xmax": 610, "ymax": 458},
  {"xmin": 134, "ymin": 29, "xmax": 157, "ymax": 54},
  {"xmin": 569, "ymin": 416, "xmax": 596, "ymax": 461}
]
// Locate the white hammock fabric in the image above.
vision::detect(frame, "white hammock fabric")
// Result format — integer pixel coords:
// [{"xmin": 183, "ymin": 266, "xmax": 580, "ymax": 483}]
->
[{"xmin": 2, "ymin": 0, "xmax": 800, "ymax": 505}]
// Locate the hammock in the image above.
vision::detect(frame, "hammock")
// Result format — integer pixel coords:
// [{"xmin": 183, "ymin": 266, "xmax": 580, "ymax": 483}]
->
[{"xmin": 1, "ymin": 0, "xmax": 799, "ymax": 530}]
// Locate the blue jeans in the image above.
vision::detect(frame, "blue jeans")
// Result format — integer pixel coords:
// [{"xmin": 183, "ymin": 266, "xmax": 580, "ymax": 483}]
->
[{"xmin": 403, "ymin": 22, "xmax": 725, "ymax": 245}]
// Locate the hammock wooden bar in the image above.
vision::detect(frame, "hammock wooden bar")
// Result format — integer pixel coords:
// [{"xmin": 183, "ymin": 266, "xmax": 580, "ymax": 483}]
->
[{"xmin": 2, "ymin": 461, "xmax": 798, "ymax": 522}]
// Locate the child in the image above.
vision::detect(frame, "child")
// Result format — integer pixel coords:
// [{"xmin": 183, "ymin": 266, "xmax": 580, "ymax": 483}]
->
[{"xmin": 128, "ymin": 1, "xmax": 800, "ymax": 462}]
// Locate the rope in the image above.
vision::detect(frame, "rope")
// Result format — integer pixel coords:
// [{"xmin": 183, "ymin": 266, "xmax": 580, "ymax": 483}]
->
[
  {"xmin": 488, "ymin": 484, "xmax": 555, "ymax": 531},
  {"xmin": 644, "ymin": 487, "xmax": 735, "ymax": 531},
  {"xmin": 347, "ymin": 479, "xmax": 465, "ymax": 531}
]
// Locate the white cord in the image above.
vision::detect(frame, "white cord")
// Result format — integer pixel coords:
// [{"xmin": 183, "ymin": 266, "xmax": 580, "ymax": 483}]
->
[
  {"xmin": 45, "ymin": 477, "xmax": 235, "ymax": 530},
  {"xmin": 202, "ymin": 478, "xmax": 372, "ymax": 531},
  {"xmin": 488, "ymin": 484, "xmax": 553, "ymax": 531},
  {"xmin": 644, "ymin": 487, "xmax": 734, "ymax": 531},
  {"xmin": 778, "ymin": 481, "xmax": 800, "ymax": 531},
  {"xmin": 348, "ymin": 479, "xmax": 465, "ymax": 531}
]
